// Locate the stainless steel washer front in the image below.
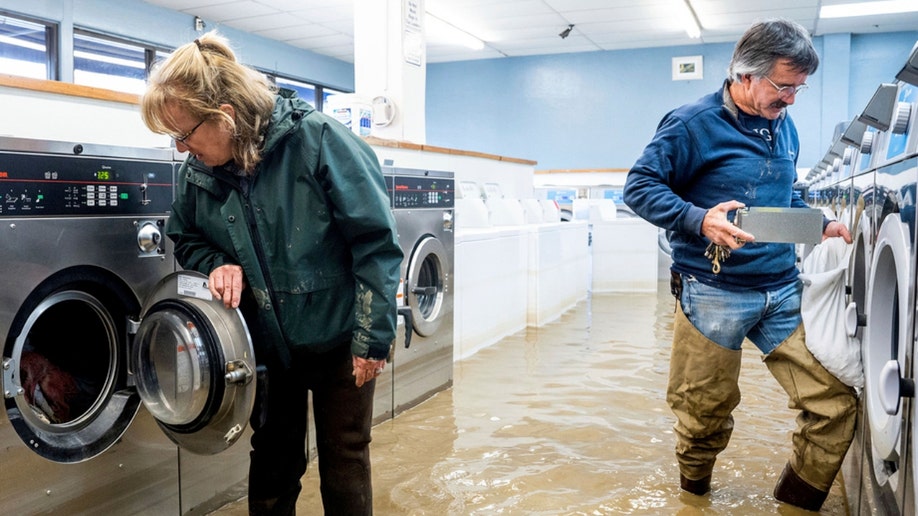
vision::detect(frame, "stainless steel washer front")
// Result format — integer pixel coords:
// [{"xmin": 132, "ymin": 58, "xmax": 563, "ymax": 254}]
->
[
  {"xmin": 0, "ymin": 137, "xmax": 254, "ymax": 514},
  {"xmin": 384, "ymin": 167, "xmax": 455, "ymax": 416}
]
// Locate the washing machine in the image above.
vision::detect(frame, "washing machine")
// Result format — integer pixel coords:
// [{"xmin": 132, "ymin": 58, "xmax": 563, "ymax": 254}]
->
[
  {"xmin": 839, "ymin": 48, "xmax": 918, "ymax": 514},
  {"xmin": 0, "ymin": 137, "xmax": 256, "ymax": 514},
  {"xmin": 382, "ymin": 167, "xmax": 455, "ymax": 416}
]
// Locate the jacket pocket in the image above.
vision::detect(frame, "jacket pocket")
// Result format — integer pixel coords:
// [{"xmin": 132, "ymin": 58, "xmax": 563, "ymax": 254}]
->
[{"xmin": 273, "ymin": 272, "xmax": 355, "ymax": 347}]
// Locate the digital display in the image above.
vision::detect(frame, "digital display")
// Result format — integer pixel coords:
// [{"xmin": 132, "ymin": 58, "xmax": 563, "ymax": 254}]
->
[{"xmin": 96, "ymin": 170, "xmax": 111, "ymax": 181}]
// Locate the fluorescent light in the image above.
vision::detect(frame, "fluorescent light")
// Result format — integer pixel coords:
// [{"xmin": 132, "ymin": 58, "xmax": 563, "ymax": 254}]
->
[
  {"xmin": 426, "ymin": 12, "xmax": 485, "ymax": 50},
  {"xmin": 821, "ymin": 0, "xmax": 918, "ymax": 18},
  {"xmin": 680, "ymin": 0, "xmax": 702, "ymax": 39}
]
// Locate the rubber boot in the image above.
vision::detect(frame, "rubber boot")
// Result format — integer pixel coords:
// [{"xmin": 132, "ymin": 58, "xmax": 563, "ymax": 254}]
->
[
  {"xmin": 668, "ymin": 304, "xmax": 743, "ymax": 494},
  {"xmin": 764, "ymin": 323, "xmax": 857, "ymax": 511}
]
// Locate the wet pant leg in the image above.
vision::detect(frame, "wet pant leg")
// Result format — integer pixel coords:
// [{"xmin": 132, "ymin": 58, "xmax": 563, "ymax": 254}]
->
[
  {"xmin": 312, "ymin": 345, "xmax": 376, "ymax": 515},
  {"xmin": 247, "ymin": 358, "xmax": 310, "ymax": 515},
  {"xmin": 764, "ymin": 323, "xmax": 857, "ymax": 511},
  {"xmin": 667, "ymin": 304, "xmax": 743, "ymax": 490}
]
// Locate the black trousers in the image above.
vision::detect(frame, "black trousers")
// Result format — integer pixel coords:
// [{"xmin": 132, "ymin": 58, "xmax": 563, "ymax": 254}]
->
[{"xmin": 247, "ymin": 342, "xmax": 375, "ymax": 515}]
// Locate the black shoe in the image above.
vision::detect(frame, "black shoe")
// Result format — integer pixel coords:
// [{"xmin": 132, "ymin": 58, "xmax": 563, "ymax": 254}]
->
[
  {"xmin": 774, "ymin": 463, "xmax": 828, "ymax": 512},
  {"xmin": 680, "ymin": 473, "xmax": 712, "ymax": 495}
]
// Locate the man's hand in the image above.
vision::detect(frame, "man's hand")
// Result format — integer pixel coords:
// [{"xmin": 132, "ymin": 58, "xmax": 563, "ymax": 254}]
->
[
  {"xmin": 209, "ymin": 264, "xmax": 246, "ymax": 308},
  {"xmin": 701, "ymin": 200, "xmax": 754, "ymax": 249},
  {"xmin": 824, "ymin": 220, "xmax": 853, "ymax": 244}
]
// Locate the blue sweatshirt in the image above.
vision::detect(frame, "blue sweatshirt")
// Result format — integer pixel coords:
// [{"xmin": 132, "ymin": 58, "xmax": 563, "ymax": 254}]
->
[{"xmin": 624, "ymin": 81, "xmax": 810, "ymax": 290}]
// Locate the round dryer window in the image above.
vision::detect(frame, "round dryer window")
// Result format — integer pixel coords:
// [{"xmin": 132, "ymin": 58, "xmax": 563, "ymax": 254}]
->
[{"xmin": 406, "ymin": 236, "xmax": 448, "ymax": 337}]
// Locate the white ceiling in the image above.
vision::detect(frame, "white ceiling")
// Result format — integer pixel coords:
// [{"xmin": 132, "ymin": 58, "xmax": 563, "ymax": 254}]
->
[{"xmin": 142, "ymin": 0, "xmax": 918, "ymax": 63}]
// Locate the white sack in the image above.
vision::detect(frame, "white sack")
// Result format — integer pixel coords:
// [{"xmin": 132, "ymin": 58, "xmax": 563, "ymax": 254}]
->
[{"xmin": 799, "ymin": 237, "xmax": 863, "ymax": 388}]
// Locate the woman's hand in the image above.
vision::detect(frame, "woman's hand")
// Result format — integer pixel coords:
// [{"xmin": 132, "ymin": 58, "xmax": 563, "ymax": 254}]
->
[
  {"xmin": 352, "ymin": 355, "xmax": 384, "ymax": 388},
  {"xmin": 209, "ymin": 264, "xmax": 246, "ymax": 308}
]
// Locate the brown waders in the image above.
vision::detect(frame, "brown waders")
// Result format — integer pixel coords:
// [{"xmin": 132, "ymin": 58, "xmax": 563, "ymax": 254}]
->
[
  {"xmin": 668, "ymin": 304, "xmax": 742, "ymax": 495},
  {"xmin": 668, "ymin": 305, "xmax": 857, "ymax": 511},
  {"xmin": 764, "ymin": 323, "xmax": 857, "ymax": 511}
]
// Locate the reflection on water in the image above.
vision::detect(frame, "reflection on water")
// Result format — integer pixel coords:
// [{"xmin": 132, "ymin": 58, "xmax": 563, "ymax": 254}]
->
[{"xmin": 213, "ymin": 283, "xmax": 847, "ymax": 515}]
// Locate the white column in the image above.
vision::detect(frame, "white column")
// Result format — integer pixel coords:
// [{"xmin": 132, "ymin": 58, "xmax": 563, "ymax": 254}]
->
[{"xmin": 354, "ymin": 0, "xmax": 426, "ymax": 144}]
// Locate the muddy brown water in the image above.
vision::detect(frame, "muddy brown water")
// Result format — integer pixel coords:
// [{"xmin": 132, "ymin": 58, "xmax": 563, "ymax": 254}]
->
[{"xmin": 211, "ymin": 283, "xmax": 847, "ymax": 515}]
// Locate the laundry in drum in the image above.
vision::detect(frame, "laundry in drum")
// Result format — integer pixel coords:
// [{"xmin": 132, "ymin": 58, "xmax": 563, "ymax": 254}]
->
[
  {"xmin": 733, "ymin": 207, "xmax": 823, "ymax": 244},
  {"xmin": 19, "ymin": 351, "xmax": 96, "ymax": 424}
]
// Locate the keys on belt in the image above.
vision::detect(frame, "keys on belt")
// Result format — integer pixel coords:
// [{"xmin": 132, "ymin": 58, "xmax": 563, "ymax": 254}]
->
[{"xmin": 704, "ymin": 242, "xmax": 731, "ymax": 274}]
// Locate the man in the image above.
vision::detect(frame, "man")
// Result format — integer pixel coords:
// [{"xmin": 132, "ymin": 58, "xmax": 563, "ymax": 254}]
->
[{"xmin": 623, "ymin": 19, "xmax": 856, "ymax": 512}]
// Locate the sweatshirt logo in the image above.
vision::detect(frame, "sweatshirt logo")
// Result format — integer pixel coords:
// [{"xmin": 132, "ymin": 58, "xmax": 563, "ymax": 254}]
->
[{"xmin": 754, "ymin": 127, "xmax": 773, "ymax": 142}]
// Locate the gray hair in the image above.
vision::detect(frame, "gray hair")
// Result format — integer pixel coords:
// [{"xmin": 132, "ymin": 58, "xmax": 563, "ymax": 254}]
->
[{"xmin": 727, "ymin": 19, "xmax": 819, "ymax": 81}]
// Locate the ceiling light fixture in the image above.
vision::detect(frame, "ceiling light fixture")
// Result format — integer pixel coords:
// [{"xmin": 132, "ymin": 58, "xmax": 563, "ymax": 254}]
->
[
  {"xmin": 426, "ymin": 12, "xmax": 485, "ymax": 50},
  {"xmin": 559, "ymin": 24, "xmax": 574, "ymax": 39},
  {"xmin": 680, "ymin": 0, "xmax": 702, "ymax": 39},
  {"xmin": 820, "ymin": 0, "xmax": 918, "ymax": 18}
]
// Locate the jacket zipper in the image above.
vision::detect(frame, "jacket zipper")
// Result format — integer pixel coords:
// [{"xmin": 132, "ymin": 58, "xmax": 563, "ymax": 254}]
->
[{"xmin": 238, "ymin": 174, "xmax": 284, "ymax": 320}]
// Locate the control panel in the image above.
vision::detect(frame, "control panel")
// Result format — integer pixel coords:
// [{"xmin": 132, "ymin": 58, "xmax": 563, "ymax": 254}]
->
[
  {"xmin": 0, "ymin": 151, "xmax": 173, "ymax": 216},
  {"xmin": 389, "ymin": 174, "xmax": 455, "ymax": 209}
]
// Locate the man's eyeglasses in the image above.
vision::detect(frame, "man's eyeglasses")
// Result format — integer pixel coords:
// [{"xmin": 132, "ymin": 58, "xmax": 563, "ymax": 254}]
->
[
  {"xmin": 762, "ymin": 76, "xmax": 808, "ymax": 100},
  {"xmin": 174, "ymin": 118, "xmax": 205, "ymax": 144}
]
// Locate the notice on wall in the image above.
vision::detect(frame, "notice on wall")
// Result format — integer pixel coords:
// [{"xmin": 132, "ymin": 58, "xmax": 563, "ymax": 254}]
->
[{"xmin": 403, "ymin": 0, "xmax": 423, "ymax": 67}]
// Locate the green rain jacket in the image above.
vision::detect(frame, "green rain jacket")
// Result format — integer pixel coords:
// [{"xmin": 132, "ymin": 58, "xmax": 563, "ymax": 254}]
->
[{"xmin": 166, "ymin": 91, "xmax": 402, "ymax": 367}]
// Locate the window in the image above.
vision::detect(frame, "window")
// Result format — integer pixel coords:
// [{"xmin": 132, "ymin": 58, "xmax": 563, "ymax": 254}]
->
[
  {"xmin": 322, "ymin": 86, "xmax": 347, "ymax": 112},
  {"xmin": 275, "ymin": 76, "xmax": 318, "ymax": 107},
  {"xmin": 265, "ymin": 71, "xmax": 348, "ymax": 112},
  {"xmin": 0, "ymin": 13, "xmax": 57, "ymax": 80},
  {"xmin": 73, "ymin": 31, "xmax": 165, "ymax": 95}
]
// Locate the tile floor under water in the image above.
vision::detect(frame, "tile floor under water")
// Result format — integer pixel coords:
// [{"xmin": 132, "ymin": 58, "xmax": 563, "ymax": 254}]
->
[{"xmin": 210, "ymin": 283, "xmax": 847, "ymax": 515}]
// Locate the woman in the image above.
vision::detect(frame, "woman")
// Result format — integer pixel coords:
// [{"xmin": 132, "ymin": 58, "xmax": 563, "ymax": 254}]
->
[{"xmin": 141, "ymin": 32, "xmax": 402, "ymax": 515}]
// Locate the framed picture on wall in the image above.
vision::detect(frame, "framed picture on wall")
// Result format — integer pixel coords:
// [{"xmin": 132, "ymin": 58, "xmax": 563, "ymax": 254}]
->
[{"xmin": 672, "ymin": 55, "xmax": 703, "ymax": 81}]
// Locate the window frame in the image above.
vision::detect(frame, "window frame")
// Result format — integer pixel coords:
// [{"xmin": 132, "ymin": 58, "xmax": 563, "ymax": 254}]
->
[
  {"xmin": 0, "ymin": 10, "xmax": 60, "ymax": 81},
  {"xmin": 263, "ymin": 70, "xmax": 350, "ymax": 113},
  {"xmin": 72, "ymin": 28, "xmax": 170, "ymax": 94}
]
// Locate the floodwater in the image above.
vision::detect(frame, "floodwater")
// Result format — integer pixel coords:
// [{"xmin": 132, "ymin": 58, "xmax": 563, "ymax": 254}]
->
[{"xmin": 211, "ymin": 283, "xmax": 848, "ymax": 515}]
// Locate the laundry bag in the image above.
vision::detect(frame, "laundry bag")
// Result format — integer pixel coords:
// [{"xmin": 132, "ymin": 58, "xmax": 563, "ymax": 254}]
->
[{"xmin": 799, "ymin": 237, "xmax": 864, "ymax": 388}]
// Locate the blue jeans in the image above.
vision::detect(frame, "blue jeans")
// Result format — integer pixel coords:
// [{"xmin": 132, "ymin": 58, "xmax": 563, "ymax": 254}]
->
[{"xmin": 679, "ymin": 275, "xmax": 802, "ymax": 354}]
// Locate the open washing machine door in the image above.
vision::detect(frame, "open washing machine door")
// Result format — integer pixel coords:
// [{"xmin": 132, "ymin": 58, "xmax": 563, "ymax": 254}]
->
[{"xmin": 131, "ymin": 271, "xmax": 256, "ymax": 455}]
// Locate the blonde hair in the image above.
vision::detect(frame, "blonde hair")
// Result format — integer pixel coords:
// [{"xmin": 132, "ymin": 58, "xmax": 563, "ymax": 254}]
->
[{"xmin": 141, "ymin": 31, "xmax": 276, "ymax": 173}]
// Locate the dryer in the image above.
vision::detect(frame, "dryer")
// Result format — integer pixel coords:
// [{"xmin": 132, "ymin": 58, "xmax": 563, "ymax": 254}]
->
[
  {"xmin": 383, "ymin": 167, "xmax": 455, "ymax": 416},
  {"xmin": 0, "ymin": 137, "xmax": 256, "ymax": 513}
]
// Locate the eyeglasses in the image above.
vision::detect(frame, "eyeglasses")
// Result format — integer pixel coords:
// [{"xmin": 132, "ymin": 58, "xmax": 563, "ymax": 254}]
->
[
  {"xmin": 762, "ymin": 76, "xmax": 808, "ymax": 100},
  {"xmin": 174, "ymin": 118, "xmax": 205, "ymax": 144}
]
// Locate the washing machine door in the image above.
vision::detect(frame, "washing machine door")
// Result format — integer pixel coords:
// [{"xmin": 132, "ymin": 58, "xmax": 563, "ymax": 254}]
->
[
  {"xmin": 131, "ymin": 271, "xmax": 256, "ymax": 455},
  {"xmin": 406, "ymin": 235, "xmax": 449, "ymax": 337}
]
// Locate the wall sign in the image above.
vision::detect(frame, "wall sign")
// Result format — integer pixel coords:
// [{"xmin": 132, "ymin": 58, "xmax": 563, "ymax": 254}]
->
[{"xmin": 403, "ymin": 0, "xmax": 423, "ymax": 67}]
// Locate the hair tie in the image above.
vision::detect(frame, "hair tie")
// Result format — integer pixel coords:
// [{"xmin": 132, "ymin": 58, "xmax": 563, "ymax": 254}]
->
[{"xmin": 194, "ymin": 39, "xmax": 203, "ymax": 51}]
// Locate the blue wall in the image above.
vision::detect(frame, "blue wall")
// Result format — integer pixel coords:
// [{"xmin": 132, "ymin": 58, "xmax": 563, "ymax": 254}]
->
[
  {"xmin": 2, "ymin": 0, "xmax": 916, "ymax": 171},
  {"xmin": 427, "ymin": 31, "xmax": 918, "ymax": 171}
]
